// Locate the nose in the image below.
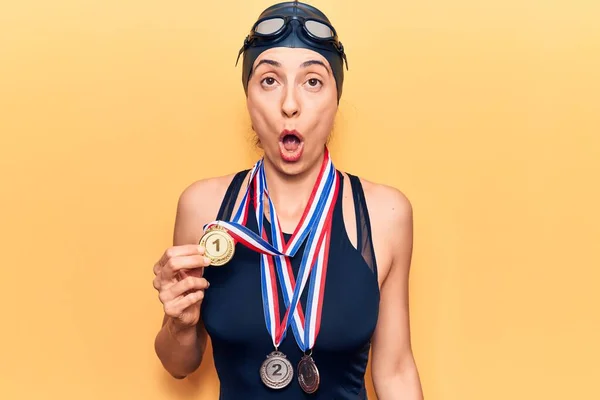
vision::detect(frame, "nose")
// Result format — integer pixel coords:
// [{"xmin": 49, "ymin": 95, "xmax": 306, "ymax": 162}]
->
[{"xmin": 281, "ymin": 84, "xmax": 300, "ymax": 118}]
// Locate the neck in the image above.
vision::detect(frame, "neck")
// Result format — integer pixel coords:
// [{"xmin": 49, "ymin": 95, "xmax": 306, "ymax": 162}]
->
[{"xmin": 262, "ymin": 152, "xmax": 326, "ymax": 232}]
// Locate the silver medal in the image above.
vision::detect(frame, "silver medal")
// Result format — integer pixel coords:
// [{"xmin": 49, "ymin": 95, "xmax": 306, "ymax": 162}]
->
[{"xmin": 260, "ymin": 350, "xmax": 293, "ymax": 389}]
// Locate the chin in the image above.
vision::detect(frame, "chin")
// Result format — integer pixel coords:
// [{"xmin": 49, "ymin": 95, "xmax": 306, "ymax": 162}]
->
[
  {"xmin": 275, "ymin": 151, "xmax": 326, "ymax": 180},
  {"xmin": 268, "ymin": 155, "xmax": 305, "ymax": 176}
]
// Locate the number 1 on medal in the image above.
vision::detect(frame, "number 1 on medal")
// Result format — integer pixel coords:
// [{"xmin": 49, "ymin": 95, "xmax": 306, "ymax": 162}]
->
[{"xmin": 198, "ymin": 225, "xmax": 235, "ymax": 267}]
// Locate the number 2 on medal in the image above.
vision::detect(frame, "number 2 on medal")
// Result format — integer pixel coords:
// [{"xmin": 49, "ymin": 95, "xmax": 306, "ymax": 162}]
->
[
  {"xmin": 272, "ymin": 363, "xmax": 282, "ymax": 376},
  {"xmin": 212, "ymin": 238, "xmax": 220, "ymax": 252}
]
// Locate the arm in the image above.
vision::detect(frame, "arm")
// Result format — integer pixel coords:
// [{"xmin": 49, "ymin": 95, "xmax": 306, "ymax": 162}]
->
[
  {"xmin": 154, "ymin": 178, "xmax": 225, "ymax": 378},
  {"xmin": 154, "ymin": 311, "xmax": 207, "ymax": 379},
  {"xmin": 369, "ymin": 187, "xmax": 424, "ymax": 399}
]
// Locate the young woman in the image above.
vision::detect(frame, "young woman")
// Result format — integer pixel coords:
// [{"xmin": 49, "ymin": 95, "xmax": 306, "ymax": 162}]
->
[{"xmin": 153, "ymin": 2, "xmax": 423, "ymax": 399}]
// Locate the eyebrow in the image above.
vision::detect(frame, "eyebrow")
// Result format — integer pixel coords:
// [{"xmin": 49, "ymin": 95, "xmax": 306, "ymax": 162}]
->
[
  {"xmin": 300, "ymin": 60, "xmax": 331, "ymax": 75},
  {"xmin": 254, "ymin": 59, "xmax": 282, "ymax": 70},
  {"xmin": 254, "ymin": 59, "xmax": 331, "ymax": 75}
]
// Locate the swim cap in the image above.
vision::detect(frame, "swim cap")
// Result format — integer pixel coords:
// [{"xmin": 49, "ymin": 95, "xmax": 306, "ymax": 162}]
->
[{"xmin": 236, "ymin": 1, "xmax": 348, "ymax": 102}]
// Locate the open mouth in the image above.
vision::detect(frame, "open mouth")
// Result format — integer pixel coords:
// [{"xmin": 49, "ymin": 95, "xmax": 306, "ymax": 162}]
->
[
  {"xmin": 279, "ymin": 129, "xmax": 304, "ymax": 162},
  {"xmin": 281, "ymin": 131, "xmax": 302, "ymax": 151}
]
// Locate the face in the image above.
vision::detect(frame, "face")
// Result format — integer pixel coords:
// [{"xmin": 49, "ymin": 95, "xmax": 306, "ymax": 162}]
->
[{"xmin": 246, "ymin": 47, "xmax": 338, "ymax": 177}]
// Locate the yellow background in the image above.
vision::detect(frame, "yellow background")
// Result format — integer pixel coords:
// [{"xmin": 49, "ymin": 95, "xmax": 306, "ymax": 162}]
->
[{"xmin": 1, "ymin": 0, "xmax": 599, "ymax": 399}]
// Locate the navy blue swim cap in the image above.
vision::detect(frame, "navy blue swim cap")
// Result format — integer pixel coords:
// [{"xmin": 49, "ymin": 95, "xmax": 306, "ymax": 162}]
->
[{"xmin": 236, "ymin": 1, "xmax": 348, "ymax": 102}]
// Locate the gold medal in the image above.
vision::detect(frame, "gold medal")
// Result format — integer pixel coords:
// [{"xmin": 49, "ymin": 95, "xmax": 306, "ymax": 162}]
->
[{"xmin": 198, "ymin": 225, "xmax": 235, "ymax": 266}]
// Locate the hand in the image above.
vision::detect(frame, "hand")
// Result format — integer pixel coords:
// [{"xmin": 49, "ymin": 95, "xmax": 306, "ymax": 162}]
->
[{"xmin": 153, "ymin": 245, "xmax": 211, "ymax": 331}]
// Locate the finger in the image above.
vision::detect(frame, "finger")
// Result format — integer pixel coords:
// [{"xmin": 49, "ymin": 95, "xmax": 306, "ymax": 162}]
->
[
  {"xmin": 181, "ymin": 267, "xmax": 204, "ymax": 279},
  {"xmin": 159, "ymin": 276, "xmax": 210, "ymax": 304},
  {"xmin": 164, "ymin": 290, "xmax": 204, "ymax": 318},
  {"xmin": 172, "ymin": 275, "xmax": 210, "ymax": 297},
  {"xmin": 158, "ymin": 244, "xmax": 206, "ymax": 268},
  {"xmin": 153, "ymin": 275, "xmax": 161, "ymax": 291},
  {"xmin": 161, "ymin": 254, "xmax": 211, "ymax": 281}
]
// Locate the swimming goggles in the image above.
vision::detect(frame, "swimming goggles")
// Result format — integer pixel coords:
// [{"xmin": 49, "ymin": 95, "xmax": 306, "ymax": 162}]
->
[{"xmin": 236, "ymin": 15, "xmax": 348, "ymax": 69}]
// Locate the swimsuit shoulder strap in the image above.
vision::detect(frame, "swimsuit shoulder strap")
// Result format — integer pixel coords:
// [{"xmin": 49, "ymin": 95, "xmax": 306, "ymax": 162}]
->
[
  {"xmin": 347, "ymin": 173, "xmax": 379, "ymax": 280},
  {"xmin": 216, "ymin": 170, "xmax": 250, "ymax": 221}
]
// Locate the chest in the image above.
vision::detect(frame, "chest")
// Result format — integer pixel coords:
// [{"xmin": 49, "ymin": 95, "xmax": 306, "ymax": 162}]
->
[{"xmin": 201, "ymin": 238, "xmax": 380, "ymax": 353}]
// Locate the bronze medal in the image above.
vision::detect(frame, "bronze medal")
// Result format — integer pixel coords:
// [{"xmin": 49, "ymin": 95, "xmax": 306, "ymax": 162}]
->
[
  {"xmin": 198, "ymin": 225, "xmax": 235, "ymax": 266},
  {"xmin": 298, "ymin": 354, "xmax": 320, "ymax": 394},
  {"xmin": 260, "ymin": 350, "xmax": 294, "ymax": 389}
]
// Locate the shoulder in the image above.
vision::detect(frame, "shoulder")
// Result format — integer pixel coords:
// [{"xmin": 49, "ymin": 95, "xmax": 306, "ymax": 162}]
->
[
  {"xmin": 173, "ymin": 170, "xmax": 247, "ymax": 245},
  {"xmin": 354, "ymin": 175, "xmax": 413, "ymax": 231},
  {"xmin": 177, "ymin": 171, "xmax": 241, "ymax": 213}
]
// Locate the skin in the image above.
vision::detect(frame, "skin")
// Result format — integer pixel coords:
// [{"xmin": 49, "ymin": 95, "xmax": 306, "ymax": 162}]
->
[{"xmin": 153, "ymin": 47, "xmax": 424, "ymax": 399}]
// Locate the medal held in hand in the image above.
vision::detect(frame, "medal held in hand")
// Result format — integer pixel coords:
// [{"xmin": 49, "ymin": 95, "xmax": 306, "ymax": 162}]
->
[
  {"xmin": 202, "ymin": 149, "xmax": 338, "ymax": 392},
  {"xmin": 198, "ymin": 225, "xmax": 235, "ymax": 266},
  {"xmin": 199, "ymin": 165, "xmax": 259, "ymax": 267}
]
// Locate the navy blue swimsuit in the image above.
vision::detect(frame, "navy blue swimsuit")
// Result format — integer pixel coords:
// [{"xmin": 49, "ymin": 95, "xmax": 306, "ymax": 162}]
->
[{"xmin": 201, "ymin": 170, "xmax": 380, "ymax": 399}]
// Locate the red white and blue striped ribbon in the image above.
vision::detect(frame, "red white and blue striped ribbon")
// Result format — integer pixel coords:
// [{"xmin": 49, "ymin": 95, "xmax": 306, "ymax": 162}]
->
[
  {"xmin": 202, "ymin": 148, "xmax": 338, "ymax": 351},
  {"xmin": 259, "ymin": 151, "xmax": 338, "ymax": 350}
]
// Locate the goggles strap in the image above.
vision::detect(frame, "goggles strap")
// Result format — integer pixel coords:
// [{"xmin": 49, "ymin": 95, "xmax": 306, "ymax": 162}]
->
[{"xmin": 235, "ymin": 36, "xmax": 251, "ymax": 66}]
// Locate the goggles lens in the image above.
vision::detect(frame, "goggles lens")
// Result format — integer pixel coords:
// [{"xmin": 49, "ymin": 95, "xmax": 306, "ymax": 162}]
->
[
  {"xmin": 253, "ymin": 17, "xmax": 334, "ymax": 40},
  {"xmin": 255, "ymin": 18, "xmax": 285, "ymax": 35},
  {"xmin": 305, "ymin": 20, "xmax": 334, "ymax": 39}
]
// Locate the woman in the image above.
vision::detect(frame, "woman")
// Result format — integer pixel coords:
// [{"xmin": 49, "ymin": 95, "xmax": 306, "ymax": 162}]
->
[{"xmin": 153, "ymin": 2, "xmax": 424, "ymax": 399}]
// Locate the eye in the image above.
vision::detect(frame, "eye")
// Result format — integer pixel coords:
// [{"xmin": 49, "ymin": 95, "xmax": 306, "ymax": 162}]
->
[
  {"xmin": 303, "ymin": 77, "xmax": 323, "ymax": 91},
  {"xmin": 261, "ymin": 77, "xmax": 278, "ymax": 87}
]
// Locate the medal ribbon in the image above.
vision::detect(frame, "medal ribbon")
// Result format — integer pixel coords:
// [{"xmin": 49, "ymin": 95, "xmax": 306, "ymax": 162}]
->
[
  {"xmin": 202, "ymin": 148, "xmax": 337, "ymax": 351},
  {"xmin": 258, "ymin": 153, "xmax": 337, "ymax": 350}
]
